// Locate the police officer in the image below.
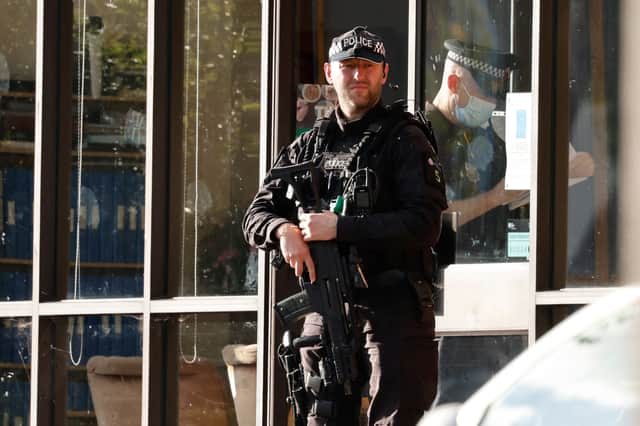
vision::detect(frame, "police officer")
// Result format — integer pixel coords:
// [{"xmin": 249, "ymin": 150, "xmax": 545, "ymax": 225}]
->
[
  {"xmin": 243, "ymin": 26, "xmax": 447, "ymax": 425},
  {"xmin": 426, "ymin": 40, "xmax": 528, "ymax": 406},
  {"xmin": 426, "ymin": 39, "xmax": 527, "ymax": 260}
]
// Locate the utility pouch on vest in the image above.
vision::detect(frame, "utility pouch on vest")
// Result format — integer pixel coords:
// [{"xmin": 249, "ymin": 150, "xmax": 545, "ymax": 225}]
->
[
  {"xmin": 407, "ymin": 271, "xmax": 435, "ymax": 322},
  {"xmin": 430, "ymin": 211, "xmax": 458, "ymax": 315}
]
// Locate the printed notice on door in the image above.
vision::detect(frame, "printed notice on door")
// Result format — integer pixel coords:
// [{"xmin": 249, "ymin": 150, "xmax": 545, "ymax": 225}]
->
[{"xmin": 504, "ymin": 92, "xmax": 532, "ymax": 190}]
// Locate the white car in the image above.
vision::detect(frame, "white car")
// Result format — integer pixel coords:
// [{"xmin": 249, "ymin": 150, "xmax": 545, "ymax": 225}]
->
[{"xmin": 419, "ymin": 286, "xmax": 640, "ymax": 426}]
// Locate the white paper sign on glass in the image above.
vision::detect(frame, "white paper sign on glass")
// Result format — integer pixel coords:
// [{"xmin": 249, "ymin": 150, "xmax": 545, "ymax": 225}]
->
[{"xmin": 504, "ymin": 92, "xmax": 533, "ymax": 190}]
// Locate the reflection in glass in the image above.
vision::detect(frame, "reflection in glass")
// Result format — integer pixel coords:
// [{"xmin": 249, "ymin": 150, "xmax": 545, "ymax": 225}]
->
[
  {"xmin": 566, "ymin": 0, "xmax": 619, "ymax": 286},
  {"xmin": 42, "ymin": 315, "xmax": 142, "ymax": 425},
  {"xmin": 178, "ymin": 0, "xmax": 261, "ymax": 296},
  {"xmin": 421, "ymin": 0, "xmax": 532, "ymax": 263},
  {"xmin": 0, "ymin": 1, "xmax": 36, "ymax": 301},
  {"xmin": 68, "ymin": 0, "xmax": 147, "ymax": 299},
  {"xmin": 481, "ymin": 300, "xmax": 640, "ymax": 426},
  {"xmin": 0, "ymin": 318, "xmax": 31, "ymax": 426},
  {"xmin": 434, "ymin": 335, "xmax": 527, "ymax": 405},
  {"xmin": 152, "ymin": 312, "xmax": 257, "ymax": 425}
]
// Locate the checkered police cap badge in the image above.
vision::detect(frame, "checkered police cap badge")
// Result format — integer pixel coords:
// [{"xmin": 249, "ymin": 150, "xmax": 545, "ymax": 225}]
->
[
  {"xmin": 444, "ymin": 39, "xmax": 518, "ymax": 80},
  {"xmin": 328, "ymin": 26, "xmax": 386, "ymax": 64}
]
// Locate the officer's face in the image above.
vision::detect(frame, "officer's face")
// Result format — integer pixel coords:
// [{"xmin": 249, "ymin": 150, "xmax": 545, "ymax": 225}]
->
[
  {"xmin": 324, "ymin": 58, "xmax": 388, "ymax": 119},
  {"xmin": 449, "ymin": 65, "xmax": 498, "ymax": 108}
]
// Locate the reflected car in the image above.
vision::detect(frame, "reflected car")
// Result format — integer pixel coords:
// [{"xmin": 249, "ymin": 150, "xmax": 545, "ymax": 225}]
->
[{"xmin": 419, "ymin": 286, "xmax": 640, "ymax": 426}]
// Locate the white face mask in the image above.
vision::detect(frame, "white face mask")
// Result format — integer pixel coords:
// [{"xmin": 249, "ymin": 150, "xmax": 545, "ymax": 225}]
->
[{"xmin": 453, "ymin": 82, "xmax": 496, "ymax": 128}]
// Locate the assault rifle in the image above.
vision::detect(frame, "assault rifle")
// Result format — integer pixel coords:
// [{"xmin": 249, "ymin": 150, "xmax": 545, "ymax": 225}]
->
[{"xmin": 271, "ymin": 157, "xmax": 356, "ymax": 423}]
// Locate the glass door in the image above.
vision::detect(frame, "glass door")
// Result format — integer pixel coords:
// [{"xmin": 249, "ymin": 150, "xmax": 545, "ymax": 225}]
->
[
  {"xmin": 417, "ymin": 0, "xmax": 533, "ymax": 404},
  {"xmin": 273, "ymin": 0, "xmax": 536, "ymax": 413},
  {"xmin": 272, "ymin": 1, "xmax": 412, "ymax": 423}
]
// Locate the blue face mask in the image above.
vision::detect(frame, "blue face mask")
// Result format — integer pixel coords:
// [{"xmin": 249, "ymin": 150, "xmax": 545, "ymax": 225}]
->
[{"xmin": 453, "ymin": 82, "xmax": 496, "ymax": 128}]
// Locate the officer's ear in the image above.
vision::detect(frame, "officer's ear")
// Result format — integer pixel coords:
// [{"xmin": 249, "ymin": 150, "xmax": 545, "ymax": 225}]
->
[
  {"xmin": 447, "ymin": 73, "xmax": 460, "ymax": 94},
  {"xmin": 324, "ymin": 62, "xmax": 333, "ymax": 84},
  {"xmin": 382, "ymin": 62, "xmax": 389, "ymax": 82}
]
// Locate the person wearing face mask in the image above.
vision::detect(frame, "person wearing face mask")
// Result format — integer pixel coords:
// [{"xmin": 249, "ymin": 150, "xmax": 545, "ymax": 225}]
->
[
  {"xmin": 425, "ymin": 39, "xmax": 527, "ymax": 262},
  {"xmin": 424, "ymin": 40, "xmax": 531, "ymax": 409}
]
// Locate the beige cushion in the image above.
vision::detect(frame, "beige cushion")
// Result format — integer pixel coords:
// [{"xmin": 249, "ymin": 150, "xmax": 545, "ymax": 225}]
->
[{"xmin": 222, "ymin": 343, "xmax": 258, "ymax": 365}]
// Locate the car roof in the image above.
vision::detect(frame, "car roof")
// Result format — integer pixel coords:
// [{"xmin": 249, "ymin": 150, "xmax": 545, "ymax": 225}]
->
[{"xmin": 457, "ymin": 285, "xmax": 640, "ymax": 425}]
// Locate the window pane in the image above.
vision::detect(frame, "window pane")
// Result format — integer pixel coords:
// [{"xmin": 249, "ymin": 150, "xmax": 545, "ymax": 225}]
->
[
  {"xmin": 421, "ymin": 0, "xmax": 532, "ymax": 263},
  {"xmin": 0, "ymin": 1, "xmax": 36, "ymax": 301},
  {"xmin": 0, "ymin": 318, "xmax": 31, "ymax": 426},
  {"xmin": 289, "ymin": 0, "xmax": 411, "ymax": 234},
  {"xmin": 178, "ymin": 0, "xmax": 261, "ymax": 296},
  {"xmin": 151, "ymin": 312, "xmax": 257, "ymax": 425},
  {"xmin": 434, "ymin": 335, "xmax": 527, "ymax": 405},
  {"xmin": 67, "ymin": 1, "xmax": 147, "ymax": 299},
  {"xmin": 566, "ymin": 0, "xmax": 619, "ymax": 287},
  {"xmin": 293, "ymin": 0, "xmax": 409, "ymax": 132},
  {"xmin": 39, "ymin": 315, "xmax": 142, "ymax": 425}
]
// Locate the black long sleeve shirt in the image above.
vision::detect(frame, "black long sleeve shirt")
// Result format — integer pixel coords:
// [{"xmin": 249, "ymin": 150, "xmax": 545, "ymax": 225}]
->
[{"xmin": 242, "ymin": 103, "xmax": 448, "ymax": 278}]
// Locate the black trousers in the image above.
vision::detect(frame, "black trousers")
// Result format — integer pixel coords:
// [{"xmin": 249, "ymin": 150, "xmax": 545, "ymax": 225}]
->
[{"xmin": 300, "ymin": 276, "xmax": 438, "ymax": 426}]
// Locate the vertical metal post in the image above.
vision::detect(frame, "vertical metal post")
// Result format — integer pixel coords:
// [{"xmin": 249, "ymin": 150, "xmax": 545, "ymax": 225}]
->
[
  {"xmin": 407, "ymin": 0, "xmax": 417, "ymax": 113},
  {"xmin": 140, "ymin": 0, "xmax": 155, "ymax": 424},
  {"xmin": 31, "ymin": 0, "xmax": 44, "ymax": 422},
  {"xmin": 528, "ymin": 0, "xmax": 541, "ymax": 345}
]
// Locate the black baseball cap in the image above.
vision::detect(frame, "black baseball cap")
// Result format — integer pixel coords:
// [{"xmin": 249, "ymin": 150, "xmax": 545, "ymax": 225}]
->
[{"xmin": 328, "ymin": 26, "xmax": 386, "ymax": 64}]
